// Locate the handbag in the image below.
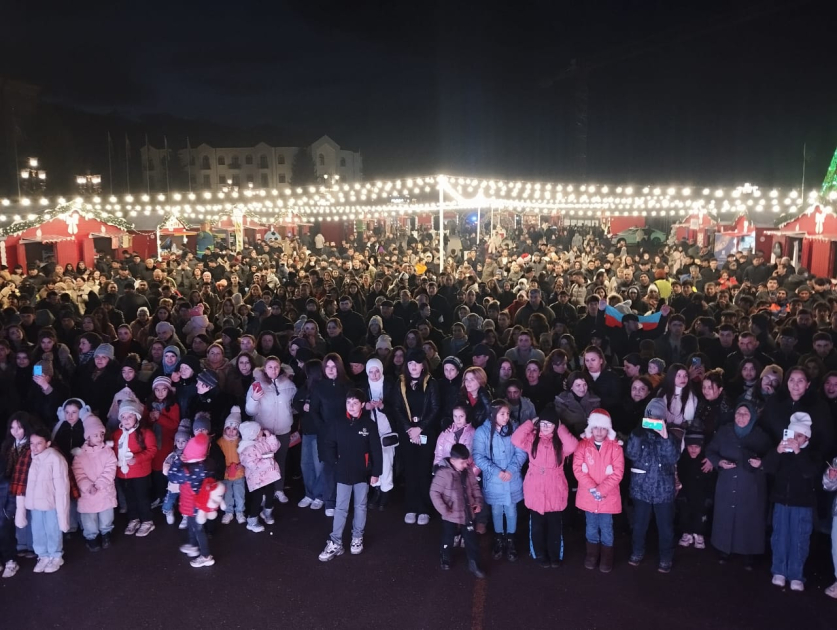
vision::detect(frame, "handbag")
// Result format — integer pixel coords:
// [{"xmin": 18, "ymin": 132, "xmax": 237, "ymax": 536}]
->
[
  {"xmin": 288, "ymin": 431, "xmax": 302, "ymax": 448},
  {"xmin": 380, "ymin": 432, "xmax": 400, "ymax": 448}
]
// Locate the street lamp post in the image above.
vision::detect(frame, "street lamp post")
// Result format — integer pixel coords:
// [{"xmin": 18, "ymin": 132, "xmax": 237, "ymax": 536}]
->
[
  {"xmin": 20, "ymin": 157, "xmax": 46, "ymax": 195},
  {"xmin": 76, "ymin": 174, "xmax": 102, "ymax": 195}
]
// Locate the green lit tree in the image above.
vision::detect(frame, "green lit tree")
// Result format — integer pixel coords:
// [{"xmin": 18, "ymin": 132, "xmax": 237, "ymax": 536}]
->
[{"xmin": 822, "ymin": 145, "xmax": 837, "ymax": 199}]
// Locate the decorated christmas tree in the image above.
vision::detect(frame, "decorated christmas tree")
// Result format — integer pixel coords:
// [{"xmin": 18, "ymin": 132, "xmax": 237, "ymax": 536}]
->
[{"xmin": 823, "ymin": 145, "xmax": 837, "ymax": 198}]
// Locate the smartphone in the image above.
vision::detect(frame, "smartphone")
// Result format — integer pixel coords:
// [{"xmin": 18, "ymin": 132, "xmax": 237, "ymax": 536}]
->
[
  {"xmin": 420, "ymin": 434, "xmax": 428, "ymax": 445},
  {"xmin": 782, "ymin": 429, "xmax": 794, "ymax": 441},
  {"xmin": 691, "ymin": 357, "xmax": 702, "ymax": 368},
  {"xmin": 642, "ymin": 418, "xmax": 664, "ymax": 432},
  {"xmin": 33, "ymin": 364, "xmax": 43, "ymax": 376},
  {"xmin": 253, "ymin": 382, "xmax": 263, "ymax": 394}
]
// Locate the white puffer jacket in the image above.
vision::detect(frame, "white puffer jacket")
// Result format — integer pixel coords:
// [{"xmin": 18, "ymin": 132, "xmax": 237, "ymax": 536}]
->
[{"xmin": 245, "ymin": 368, "xmax": 297, "ymax": 436}]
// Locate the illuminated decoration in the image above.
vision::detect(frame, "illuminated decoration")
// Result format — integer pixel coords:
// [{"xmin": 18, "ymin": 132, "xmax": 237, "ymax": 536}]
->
[
  {"xmin": 822, "ymin": 146, "xmax": 837, "ymax": 200},
  {"xmin": 0, "ymin": 198, "xmax": 133, "ymax": 237},
  {"xmin": 0, "ymin": 176, "xmax": 829, "ymax": 224}
]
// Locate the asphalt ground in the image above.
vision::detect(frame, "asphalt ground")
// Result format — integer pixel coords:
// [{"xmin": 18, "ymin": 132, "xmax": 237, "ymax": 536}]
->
[{"xmin": 3, "ymin": 481, "xmax": 836, "ymax": 630}]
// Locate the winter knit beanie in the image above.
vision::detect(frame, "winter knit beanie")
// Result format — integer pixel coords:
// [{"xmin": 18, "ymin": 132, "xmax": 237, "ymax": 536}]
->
[
  {"xmin": 644, "ymin": 397, "xmax": 668, "ymax": 421},
  {"xmin": 83, "ymin": 414, "xmax": 106, "ymax": 440},
  {"xmin": 182, "ymin": 433, "xmax": 209, "ymax": 463},
  {"xmin": 224, "ymin": 406, "xmax": 242, "ymax": 430}
]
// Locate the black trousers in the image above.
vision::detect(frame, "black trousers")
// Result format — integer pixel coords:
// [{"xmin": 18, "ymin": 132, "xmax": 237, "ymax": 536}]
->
[
  {"xmin": 531, "ymin": 510, "xmax": 563, "ymax": 562},
  {"xmin": 403, "ymin": 440, "xmax": 434, "ymax": 514},
  {"xmin": 273, "ymin": 432, "xmax": 291, "ymax": 488},
  {"xmin": 119, "ymin": 476, "xmax": 152, "ymax": 522},
  {"xmin": 246, "ymin": 486, "xmax": 275, "ymax": 518},
  {"xmin": 441, "ymin": 520, "xmax": 480, "ymax": 564}
]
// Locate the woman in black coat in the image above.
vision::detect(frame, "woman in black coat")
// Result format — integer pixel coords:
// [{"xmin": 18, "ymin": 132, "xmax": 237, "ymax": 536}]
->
[
  {"xmin": 438, "ymin": 356, "xmax": 463, "ymax": 428},
  {"xmin": 390, "ymin": 348, "xmax": 440, "ymax": 524},
  {"xmin": 581, "ymin": 345, "xmax": 622, "ymax": 414},
  {"xmin": 459, "ymin": 366, "xmax": 493, "ymax": 429},
  {"xmin": 309, "ymin": 353, "xmax": 351, "ymax": 513},
  {"xmin": 705, "ymin": 400, "xmax": 772, "ymax": 567}
]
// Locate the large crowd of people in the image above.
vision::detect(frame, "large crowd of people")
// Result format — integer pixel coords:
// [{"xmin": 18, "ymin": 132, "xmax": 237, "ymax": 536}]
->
[{"xmin": 0, "ymin": 222, "xmax": 836, "ymax": 595}]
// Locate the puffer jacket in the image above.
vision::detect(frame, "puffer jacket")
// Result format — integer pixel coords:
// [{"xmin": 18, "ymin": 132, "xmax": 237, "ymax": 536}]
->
[
  {"xmin": 512, "ymin": 420, "xmax": 578, "ymax": 514},
  {"xmin": 245, "ymin": 368, "xmax": 297, "ymax": 436},
  {"xmin": 430, "ymin": 458, "xmax": 484, "ymax": 525},
  {"xmin": 572, "ymin": 437, "xmax": 625, "ymax": 514},
  {"xmin": 112, "ymin": 427, "xmax": 157, "ymax": 479},
  {"xmin": 473, "ymin": 421, "xmax": 527, "ymax": 506},
  {"xmin": 239, "ymin": 433, "xmax": 281, "ymax": 491},
  {"xmin": 553, "ymin": 391, "xmax": 602, "ymax": 437},
  {"xmin": 625, "ymin": 428, "xmax": 680, "ymax": 504},
  {"xmin": 24, "ymin": 447, "xmax": 71, "ymax": 531},
  {"xmin": 434, "ymin": 423, "xmax": 477, "ymax": 466},
  {"xmin": 150, "ymin": 403, "xmax": 181, "ymax": 471},
  {"xmin": 72, "ymin": 442, "xmax": 118, "ymax": 514}
]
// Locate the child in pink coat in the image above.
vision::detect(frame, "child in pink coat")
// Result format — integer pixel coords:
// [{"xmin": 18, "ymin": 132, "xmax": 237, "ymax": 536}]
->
[
  {"xmin": 237, "ymin": 421, "xmax": 281, "ymax": 533},
  {"xmin": 572, "ymin": 409, "xmax": 624, "ymax": 573},
  {"xmin": 71, "ymin": 414, "xmax": 118, "ymax": 552},
  {"xmin": 512, "ymin": 406, "xmax": 578, "ymax": 568}
]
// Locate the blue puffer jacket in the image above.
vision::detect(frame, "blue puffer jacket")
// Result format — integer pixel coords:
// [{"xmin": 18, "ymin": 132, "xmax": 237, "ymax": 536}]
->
[
  {"xmin": 625, "ymin": 428, "xmax": 680, "ymax": 504},
  {"xmin": 472, "ymin": 422, "xmax": 527, "ymax": 506}
]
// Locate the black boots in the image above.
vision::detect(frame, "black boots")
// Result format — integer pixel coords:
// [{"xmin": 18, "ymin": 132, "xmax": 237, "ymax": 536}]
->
[
  {"xmin": 377, "ymin": 490, "xmax": 389, "ymax": 511},
  {"xmin": 506, "ymin": 535, "xmax": 518, "ymax": 562},
  {"xmin": 85, "ymin": 536, "xmax": 101, "ymax": 552},
  {"xmin": 101, "ymin": 533, "xmax": 112, "ymax": 549},
  {"xmin": 440, "ymin": 549, "xmax": 451, "ymax": 570},
  {"xmin": 368, "ymin": 487, "xmax": 381, "ymax": 509},
  {"xmin": 492, "ymin": 535, "xmax": 504, "ymax": 560}
]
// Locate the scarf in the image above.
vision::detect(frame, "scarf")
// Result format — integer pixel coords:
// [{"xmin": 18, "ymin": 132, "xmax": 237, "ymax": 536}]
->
[
  {"xmin": 163, "ymin": 361, "xmax": 178, "ymax": 376},
  {"xmin": 79, "ymin": 350, "xmax": 95, "ymax": 365},
  {"xmin": 117, "ymin": 425, "xmax": 137, "ymax": 474}
]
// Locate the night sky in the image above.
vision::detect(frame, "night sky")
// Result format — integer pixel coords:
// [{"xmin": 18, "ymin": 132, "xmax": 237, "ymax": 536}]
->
[{"xmin": 1, "ymin": 0, "xmax": 835, "ymax": 186}]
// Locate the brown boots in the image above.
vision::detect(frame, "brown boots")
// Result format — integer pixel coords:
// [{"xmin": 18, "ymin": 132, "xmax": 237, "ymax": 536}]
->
[
  {"xmin": 599, "ymin": 545, "xmax": 614, "ymax": 573},
  {"xmin": 584, "ymin": 541, "xmax": 600, "ymax": 569}
]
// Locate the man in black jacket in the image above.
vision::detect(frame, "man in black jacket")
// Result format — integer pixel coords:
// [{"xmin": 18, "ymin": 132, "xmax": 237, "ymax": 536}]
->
[
  {"xmin": 336, "ymin": 295, "xmax": 367, "ymax": 345},
  {"xmin": 318, "ymin": 389, "xmax": 382, "ymax": 562}
]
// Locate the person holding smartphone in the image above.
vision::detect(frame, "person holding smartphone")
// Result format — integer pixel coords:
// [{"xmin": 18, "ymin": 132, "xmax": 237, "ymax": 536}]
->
[{"xmin": 392, "ymin": 349, "xmax": 440, "ymax": 526}]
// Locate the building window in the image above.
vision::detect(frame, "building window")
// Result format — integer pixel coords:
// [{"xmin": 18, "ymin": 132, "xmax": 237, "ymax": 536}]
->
[
  {"xmin": 259, "ymin": 155, "xmax": 268, "ymax": 169},
  {"xmin": 246, "ymin": 174, "xmax": 254, "ymax": 185},
  {"xmin": 230, "ymin": 156, "xmax": 241, "ymax": 169},
  {"xmin": 260, "ymin": 173, "xmax": 269, "ymax": 188},
  {"xmin": 278, "ymin": 174, "xmax": 286, "ymax": 183},
  {"xmin": 340, "ymin": 157, "xmax": 346, "ymax": 167},
  {"xmin": 202, "ymin": 174, "xmax": 211, "ymax": 187},
  {"xmin": 190, "ymin": 174, "xmax": 197, "ymax": 185},
  {"xmin": 189, "ymin": 155, "xmax": 196, "ymax": 166},
  {"xmin": 245, "ymin": 154, "xmax": 253, "ymax": 165},
  {"xmin": 201, "ymin": 155, "xmax": 210, "ymax": 169},
  {"xmin": 218, "ymin": 155, "xmax": 226, "ymax": 166},
  {"xmin": 231, "ymin": 175, "xmax": 241, "ymax": 186},
  {"xmin": 277, "ymin": 154, "xmax": 285, "ymax": 165},
  {"xmin": 147, "ymin": 159, "xmax": 155, "ymax": 171},
  {"xmin": 318, "ymin": 153, "xmax": 325, "ymax": 166}
]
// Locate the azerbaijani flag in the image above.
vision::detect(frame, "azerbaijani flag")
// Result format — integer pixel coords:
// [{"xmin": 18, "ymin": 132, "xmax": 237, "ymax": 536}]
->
[{"xmin": 604, "ymin": 305, "xmax": 664, "ymax": 331}]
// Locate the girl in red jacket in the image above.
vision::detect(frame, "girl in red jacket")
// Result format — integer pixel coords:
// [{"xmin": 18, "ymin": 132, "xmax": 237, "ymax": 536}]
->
[
  {"xmin": 147, "ymin": 376, "xmax": 181, "ymax": 507},
  {"xmin": 113, "ymin": 399, "xmax": 157, "ymax": 537},
  {"xmin": 572, "ymin": 409, "xmax": 624, "ymax": 573}
]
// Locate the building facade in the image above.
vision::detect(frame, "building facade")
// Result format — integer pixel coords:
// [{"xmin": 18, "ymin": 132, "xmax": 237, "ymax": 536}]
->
[{"xmin": 140, "ymin": 135, "xmax": 362, "ymax": 192}]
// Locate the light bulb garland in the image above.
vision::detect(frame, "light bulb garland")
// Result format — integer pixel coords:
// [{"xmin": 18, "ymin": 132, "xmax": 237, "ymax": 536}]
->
[{"xmin": 0, "ymin": 199, "xmax": 133, "ymax": 237}]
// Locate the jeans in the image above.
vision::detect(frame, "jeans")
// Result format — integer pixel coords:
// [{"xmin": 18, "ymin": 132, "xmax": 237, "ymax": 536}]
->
[
  {"xmin": 16, "ymin": 514, "xmax": 33, "ymax": 552},
  {"xmin": 79, "ymin": 509, "xmax": 115, "ymax": 540},
  {"xmin": 771, "ymin": 503, "xmax": 813, "ymax": 582},
  {"xmin": 300, "ymin": 435, "xmax": 324, "ymax": 501},
  {"xmin": 441, "ymin": 520, "xmax": 480, "ymax": 564},
  {"xmin": 69, "ymin": 499, "xmax": 80, "ymax": 533},
  {"xmin": 187, "ymin": 516, "xmax": 211, "ymax": 557},
  {"xmin": 831, "ymin": 517, "xmax": 837, "ymax": 581},
  {"xmin": 119, "ymin": 476, "xmax": 153, "ymax": 522},
  {"xmin": 531, "ymin": 511, "xmax": 563, "ymax": 561},
  {"xmin": 490, "ymin": 502, "xmax": 518, "ymax": 534},
  {"xmin": 632, "ymin": 499, "xmax": 675, "ymax": 564},
  {"xmin": 585, "ymin": 512, "xmax": 614, "ymax": 546},
  {"xmin": 30, "ymin": 509, "xmax": 63, "ymax": 559},
  {"xmin": 223, "ymin": 478, "xmax": 246, "ymax": 515},
  {"xmin": 330, "ymin": 482, "xmax": 368, "ymax": 545},
  {"xmin": 162, "ymin": 490, "xmax": 179, "ymax": 513}
]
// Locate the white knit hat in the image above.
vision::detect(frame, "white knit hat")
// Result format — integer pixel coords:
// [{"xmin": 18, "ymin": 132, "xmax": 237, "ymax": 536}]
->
[
  {"xmin": 788, "ymin": 412, "xmax": 812, "ymax": 439},
  {"xmin": 583, "ymin": 408, "xmax": 616, "ymax": 441},
  {"xmin": 224, "ymin": 406, "xmax": 242, "ymax": 430}
]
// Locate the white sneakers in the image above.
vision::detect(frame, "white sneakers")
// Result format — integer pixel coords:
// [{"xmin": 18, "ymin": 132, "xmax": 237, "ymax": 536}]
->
[
  {"xmin": 136, "ymin": 521, "xmax": 155, "ymax": 537},
  {"xmin": 298, "ymin": 497, "xmax": 313, "ymax": 508},
  {"xmin": 274, "ymin": 490, "xmax": 289, "ymax": 504},
  {"xmin": 350, "ymin": 537, "xmax": 364, "ymax": 555},
  {"xmin": 190, "ymin": 555, "xmax": 215, "ymax": 568},
  {"xmin": 319, "ymin": 540, "xmax": 344, "ymax": 562},
  {"xmin": 260, "ymin": 509, "xmax": 275, "ymax": 525},
  {"xmin": 310, "ymin": 499, "xmax": 324, "ymax": 510},
  {"xmin": 678, "ymin": 533, "xmax": 694, "ymax": 547},
  {"xmin": 693, "ymin": 534, "xmax": 705, "ymax": 549},
  {"xmin": 236, "ymin": 512, "xmax": 247, "ymax": 524},
  {"xmin": 247, "ymin": 517, "xmax": 265, "ymax": 533},
  {"xmin": 179, "ymin": 544, "xmax": 200, "ymax": 558},
  {"xmin": 33, "ymin": 557, "xmax": 50, "ymax": 573},
  {"xmin": 43, "ymin": 557, "xmax": 64, "ymax": 573},
  {"xmin": 124, "ymin": 520, "xmax": 140, "ymax": 535},
  {"xmin": 165, "ymin": 511, "xmax": 175, "ymax": 525},
  {"xmin": 825, "ymin": 581, "xmax": 837, "ymax": 598},
  {"xmin": 404, "ymin": 513, "xmax": 417, "ymax": 524},
  {"xmin": 179, "ymin": 517, "xmax": 188, "ymax": 530},
  {"xmin": 772, "ymin": 575, "xmax": 786, "ymax": 587},
  {"xmin": 790, "ymin": 580, "xmax": 804, "ymax": 592},
  {"xmin": 221, "ymin": 513, "xmax": 234, "ymax": 525},
  {"xmin": 2, "ymin": 560, "xmax": 19, "ymax": 578},
  {"xmin": 417, "ymin": 514, "xmax": 430, "ymax": 526},
  {"xmin": 325, "ymin": 508, "xmax": 335, "ymax": 517}
]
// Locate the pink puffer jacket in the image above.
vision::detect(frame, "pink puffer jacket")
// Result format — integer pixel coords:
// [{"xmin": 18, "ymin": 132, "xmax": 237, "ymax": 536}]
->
[
  {"xmin": 72, "ymin": 443, "xmax": 118, "ymax": 514},
  {"xmin": 572, "ymin": 437, "xmax": 624, "ymax": 514},
  {"xmin": 511, "ymin": 420, "xmax": 578, "ymax": 515},
  {"xmin": 239, "ymin": 434, "xmax": 281, "ymax": 492}
]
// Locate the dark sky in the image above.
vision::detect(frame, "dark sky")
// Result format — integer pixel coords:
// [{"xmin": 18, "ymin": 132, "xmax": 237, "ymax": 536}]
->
[{"xmin": 2, "ymin": 0, "xmax": 836, "ymax": 185}]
